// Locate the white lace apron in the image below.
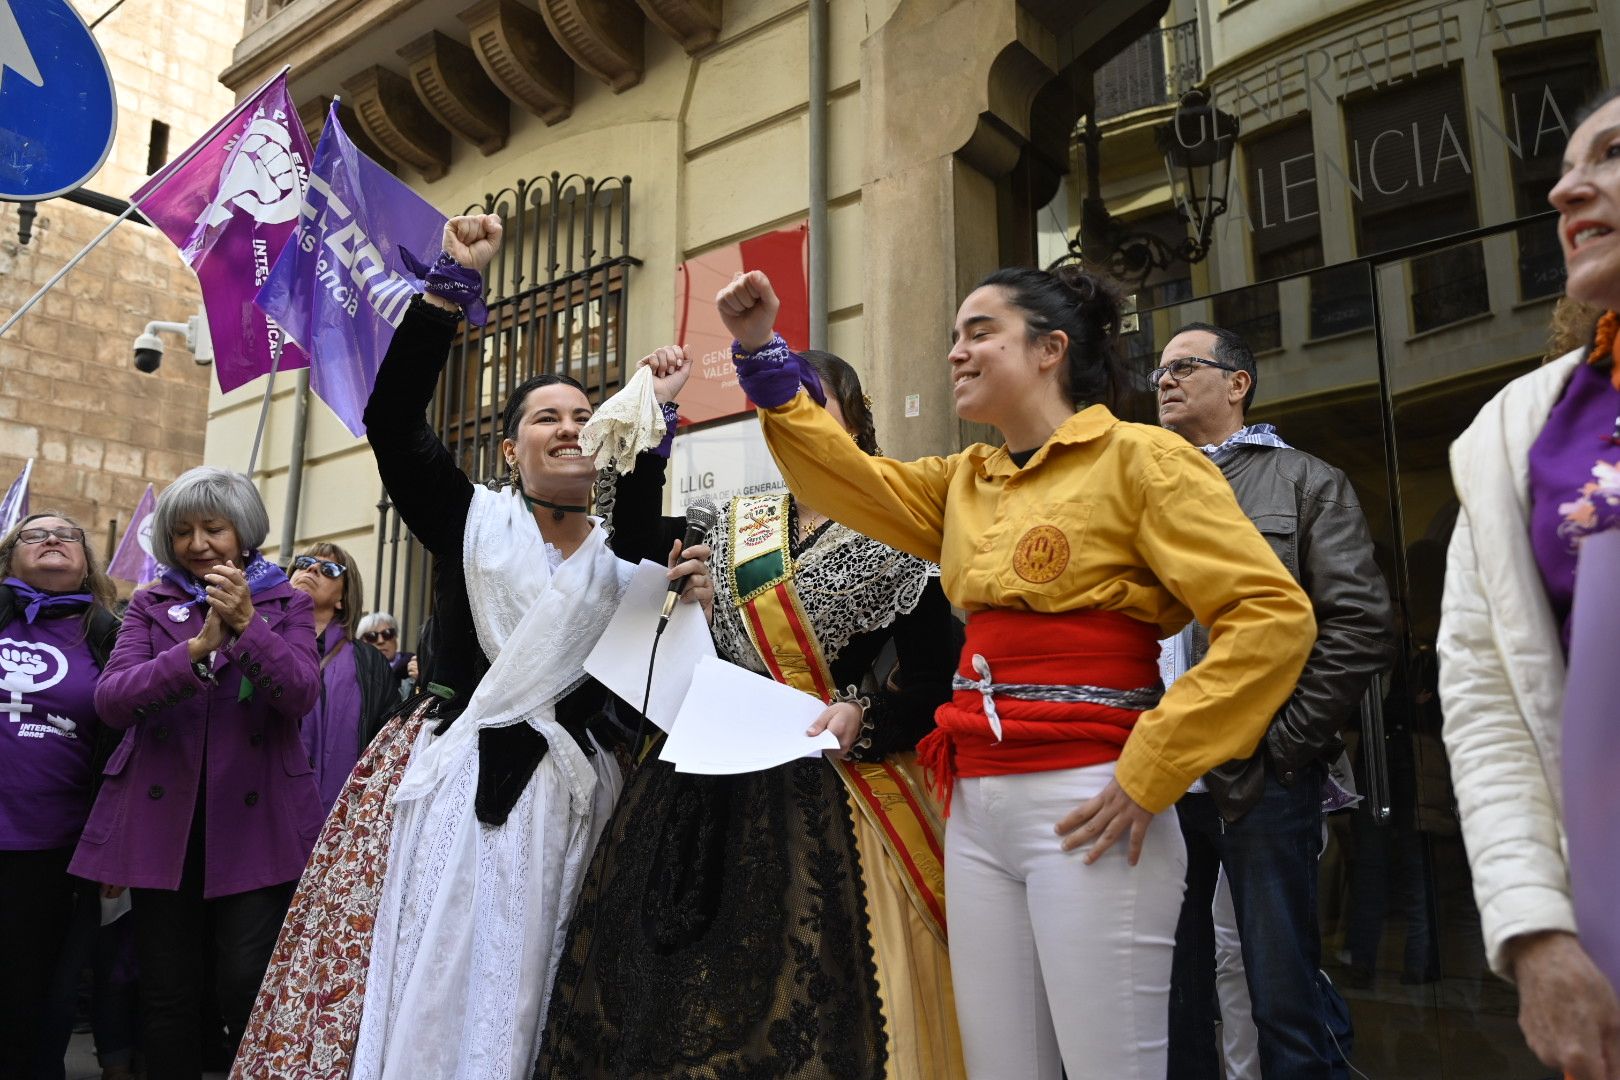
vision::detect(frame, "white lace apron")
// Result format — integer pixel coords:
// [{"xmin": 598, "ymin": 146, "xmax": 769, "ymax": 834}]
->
[{"xmin": 350, "ymin": 487, "xmax": 633, "ymax": 1080}]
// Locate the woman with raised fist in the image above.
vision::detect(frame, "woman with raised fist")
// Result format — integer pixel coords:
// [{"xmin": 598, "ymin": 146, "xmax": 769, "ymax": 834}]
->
[
  {"xmin": 232, "ymin": 214, "xmax": 711, "ymax": 1080},
  {"xmin": 711, "ymin": 265, "xmax": 1315, "ymax": 1078}
]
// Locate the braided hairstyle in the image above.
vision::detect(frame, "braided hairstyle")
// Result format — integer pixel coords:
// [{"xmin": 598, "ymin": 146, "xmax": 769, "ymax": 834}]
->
[
  {"xmin": 976, "ymin": 264, "xmax": 1127, "ymax": 411},
  {"xmin": 801, "ymin": 349, "xmax": 881, "ymax": 455}
]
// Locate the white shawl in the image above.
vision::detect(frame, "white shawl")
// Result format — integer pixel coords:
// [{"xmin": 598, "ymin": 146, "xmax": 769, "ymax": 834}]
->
[
  {"xmin": 393, "ymin": 484, "xmax": 634, "ymax": 812},
  {"xmin": 353, "ymin": 487, "xmax": 633, "ymax": 1080}
]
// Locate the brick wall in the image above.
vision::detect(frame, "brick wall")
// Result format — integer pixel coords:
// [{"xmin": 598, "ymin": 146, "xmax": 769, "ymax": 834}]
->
[{"xmin": 0, "ymin": 0, "xmax": 242, "ymax": 577}]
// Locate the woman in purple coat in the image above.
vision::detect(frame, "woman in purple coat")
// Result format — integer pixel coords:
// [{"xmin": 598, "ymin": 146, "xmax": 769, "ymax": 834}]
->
[{"xmin": 69, "ymin": 466, "xmax": 322, "ymax": 1080}]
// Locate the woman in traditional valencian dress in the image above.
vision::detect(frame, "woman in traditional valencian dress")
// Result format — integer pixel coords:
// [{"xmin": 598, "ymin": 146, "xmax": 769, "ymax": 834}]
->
[
  {"xmin": 539, "ymin": 348, "xmax": 967, "ymax": 1079},
  {"xmin": 231, "ymin": 214, "xmax": 710, "ymax": 1080}
]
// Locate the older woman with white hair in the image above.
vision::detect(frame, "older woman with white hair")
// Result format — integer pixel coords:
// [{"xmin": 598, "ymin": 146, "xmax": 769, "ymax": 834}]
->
[
  {"xmin": 70, "ymin": 466, "xmax": 321, "ymax": 1080},
  {"xmin": 356, "ymin": 610, "xmax": 413, "ymax": 689}
]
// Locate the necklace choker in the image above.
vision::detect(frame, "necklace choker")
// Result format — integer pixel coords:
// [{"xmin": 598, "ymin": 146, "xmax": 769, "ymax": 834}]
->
[{"xmin": 522, "ymin": 490, "xmax": 588, "ymax": 522}]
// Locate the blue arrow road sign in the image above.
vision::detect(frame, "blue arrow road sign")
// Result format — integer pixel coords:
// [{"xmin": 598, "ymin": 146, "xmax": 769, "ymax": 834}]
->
[{"xmin": 0, "ymin": 0, "xmax": 117, "ymax": 200}]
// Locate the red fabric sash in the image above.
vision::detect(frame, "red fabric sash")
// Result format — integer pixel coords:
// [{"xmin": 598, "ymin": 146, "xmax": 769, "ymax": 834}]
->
[{"xmin": 916, "ymin": 608, "xmax": 1161, "ymax": 811}]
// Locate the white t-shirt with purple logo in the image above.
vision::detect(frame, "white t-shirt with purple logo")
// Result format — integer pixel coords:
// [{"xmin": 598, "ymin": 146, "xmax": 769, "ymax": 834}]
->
[{"xmin": 0, "ymin": 613, "xmax": 103, "ymax": 850}]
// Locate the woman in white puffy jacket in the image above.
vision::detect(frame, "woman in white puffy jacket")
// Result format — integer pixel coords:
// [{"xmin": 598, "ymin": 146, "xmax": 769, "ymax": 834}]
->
[{"xmin": 1439, "ymin": 86, "xmax": 1620, "ymax": 1080}]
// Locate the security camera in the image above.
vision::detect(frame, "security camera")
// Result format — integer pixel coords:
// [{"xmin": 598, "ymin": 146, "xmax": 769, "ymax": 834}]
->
[
  {"xmin": 133, "ymin": 332, "xmax": 164, "ymax": 373},
  {"xmin": 131, "ymin": 312, "xmax": 212, "ymax": 374}
]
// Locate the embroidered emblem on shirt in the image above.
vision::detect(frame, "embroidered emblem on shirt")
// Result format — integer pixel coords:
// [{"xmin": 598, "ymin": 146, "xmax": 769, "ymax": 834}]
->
[
  {"xmin": 739, "ymin": 502, "xmax": 781, "ymax": 549},
  {"xmin": 1012, "ymin": 525, "xmax": 1070, "ymax": 584}
]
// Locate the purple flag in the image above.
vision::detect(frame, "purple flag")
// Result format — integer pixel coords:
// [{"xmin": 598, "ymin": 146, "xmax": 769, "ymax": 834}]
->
[
  {"xmin": 107, "ymin": 483, "xmax": 161, "ymax": 584},
  {"xmin": 254, "ymin": 103, "xmax": 446, "ymax": 436},
  {"xmin": 132, "ymin": 74, "xmax": 313, "ymax": 393},
  {"xmin": 0, "ymin": 459, "xmax": 31, "ymax": 535},
  {"xmin": 1562, "ymin": 527, "xmax": 1620, "ymax": 996}
]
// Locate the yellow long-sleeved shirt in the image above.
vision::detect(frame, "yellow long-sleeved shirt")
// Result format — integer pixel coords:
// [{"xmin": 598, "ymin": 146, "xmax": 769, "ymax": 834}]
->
[{"xmin": 758, "ymin": 392, "xmax": 1317, "ymax": 813}]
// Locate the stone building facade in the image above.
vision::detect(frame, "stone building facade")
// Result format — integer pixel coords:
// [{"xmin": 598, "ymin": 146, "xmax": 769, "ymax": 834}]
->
[
  {"xmin": 0, "ymin": 0, "xmax": 239, "ymax": 574},
  {"xmin": 215, "ymin": 0, "xmax": 1161, "ymax": 616}
]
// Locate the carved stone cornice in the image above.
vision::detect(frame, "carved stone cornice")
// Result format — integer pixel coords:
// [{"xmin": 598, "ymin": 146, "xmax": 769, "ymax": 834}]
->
[
  {"xmin": 399, "ymin": 31, "xmax": 510, "ymax": 155},
  {"xmin": 537, "ymin": 0, "xmax": 645, "ymax": 92},
  {"xmin": 296, "ymin": 96, "xmax": 398, "ymax": 173},
  {"xmin": 341, "ymin": 66, "xmax": 452, "ymax": 182},
  {"xmin": 635, "ymin": 0, "xmax": 721, "ymax": 54},
  {"xmin": 458, "ymin": 0, "xmax": 574, "ymax": 126}
]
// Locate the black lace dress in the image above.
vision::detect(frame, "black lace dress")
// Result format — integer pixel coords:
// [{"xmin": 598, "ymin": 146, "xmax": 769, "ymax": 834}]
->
[{"xmin": 537, "ymin": 459, "xmax": 962, "ymax": 1080}]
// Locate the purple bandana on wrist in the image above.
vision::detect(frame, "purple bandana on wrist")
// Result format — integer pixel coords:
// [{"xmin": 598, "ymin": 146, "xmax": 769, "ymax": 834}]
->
[
  {"xmin": 656, "ymin": 400, "xmax": 681, "ymax": 458},
  {"xmin": 730, "ymin": 334, "xmax": 827, "ymax": 409},
  {"xmin": 401, "ymin": 248, "xmax": 490, "ymax": 327},
  {"xmin": 3, "ymin": 578, "xmax": 93, "ymax": 623}
]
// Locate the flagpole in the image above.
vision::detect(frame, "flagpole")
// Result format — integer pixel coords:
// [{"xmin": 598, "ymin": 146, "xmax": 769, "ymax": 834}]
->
[
  {"xmin": 247, "ymin": 335, "xmax": 284, "ymax": 477},
  {"xmin": 0, "ymin": 65, "xmax": 294, "ymax": 342}
]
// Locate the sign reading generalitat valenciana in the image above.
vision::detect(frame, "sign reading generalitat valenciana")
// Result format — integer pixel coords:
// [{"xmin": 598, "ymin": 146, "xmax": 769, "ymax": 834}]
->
[{"xmin": 0, "ymin": 0, "xmax": 117, "ymax": 200}]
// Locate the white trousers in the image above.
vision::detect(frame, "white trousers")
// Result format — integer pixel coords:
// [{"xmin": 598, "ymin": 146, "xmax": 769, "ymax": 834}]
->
[
  {"xmin": 1213, "ymin": 868, "xmax": 1260, "ymax": 1080},
  {"xmin": 944, "ymin": 763, "xmax": 1188, "ymax": 1080}
]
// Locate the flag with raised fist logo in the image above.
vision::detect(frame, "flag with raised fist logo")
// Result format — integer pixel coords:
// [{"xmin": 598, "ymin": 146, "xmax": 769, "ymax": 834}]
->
[
  {"xmin": 255, "ymin": 102, "xmax": 445, "ymax": 436},
  {"xmin": 132, "ymin": 74, "xmax": 313, "ymax": 392}
]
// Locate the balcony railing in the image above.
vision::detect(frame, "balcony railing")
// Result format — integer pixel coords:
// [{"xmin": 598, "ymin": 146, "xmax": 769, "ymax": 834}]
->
[{"xmin": 1094, "ymin": 20, "xmax": 1202, "ymax": 121}]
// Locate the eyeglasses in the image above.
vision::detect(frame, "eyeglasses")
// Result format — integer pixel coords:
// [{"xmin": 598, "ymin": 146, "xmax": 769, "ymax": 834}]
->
[
  {"xmin": 292, "ymin": 555, "xmax": 347, "ymax": 579},
  {"xmin": 1149, "ymin": 356, "xmax": 1241, "ymax": 386},
  {"xmin": 18, "ymin": 527, "xmax": 86, "ymax": 545},
  {"xmin": 361, "ymin": 627, "xmax": 397, "ymax": 644}
]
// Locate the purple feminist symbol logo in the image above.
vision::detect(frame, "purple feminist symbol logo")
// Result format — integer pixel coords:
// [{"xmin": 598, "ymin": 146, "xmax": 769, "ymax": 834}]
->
[{"xmin": 0, "ymin": 638, "xmax": 68, "ymax": 719}]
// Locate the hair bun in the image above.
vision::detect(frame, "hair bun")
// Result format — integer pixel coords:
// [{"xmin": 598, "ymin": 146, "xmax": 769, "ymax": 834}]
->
[{"xmin": 1052, "ymin": 264, "xmax": 1123, "ymax": 340}]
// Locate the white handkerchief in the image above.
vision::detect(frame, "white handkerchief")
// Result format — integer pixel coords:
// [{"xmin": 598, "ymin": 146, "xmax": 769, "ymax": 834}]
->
[{"xmin": 579, "ymin": 364, "xmax": 666, "ymax": 471}]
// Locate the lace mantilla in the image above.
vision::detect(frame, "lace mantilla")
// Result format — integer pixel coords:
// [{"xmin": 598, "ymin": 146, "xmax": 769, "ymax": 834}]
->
[{"xmin": 710, "ymin": 497, "xmax": 933, "ymax": 673}]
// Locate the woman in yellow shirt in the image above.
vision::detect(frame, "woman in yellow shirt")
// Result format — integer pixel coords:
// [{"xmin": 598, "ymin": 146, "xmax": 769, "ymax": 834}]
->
[{"xmin": 716, "ymin": 264, "xmax": 1316, "ymax": 1079}]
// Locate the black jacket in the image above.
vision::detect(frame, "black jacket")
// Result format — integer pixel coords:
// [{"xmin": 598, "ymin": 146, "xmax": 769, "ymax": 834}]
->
[
  {"xmin": 1192, "ymin": 444, "xmax": 1396, "ymax": 822},
  {"xmin": 354, "ymin": 638, "xmax": 399, "ymax": 747}
]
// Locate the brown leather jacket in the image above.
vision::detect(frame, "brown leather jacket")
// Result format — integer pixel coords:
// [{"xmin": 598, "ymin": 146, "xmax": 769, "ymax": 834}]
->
[{"xmin": 1189, "ymin": 442, "xmax": 1396, "ymax": 822}]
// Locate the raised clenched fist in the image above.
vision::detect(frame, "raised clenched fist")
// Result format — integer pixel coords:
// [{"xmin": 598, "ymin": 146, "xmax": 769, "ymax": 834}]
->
[
  {"xmin": 715, "ymin": 271, "xmax": 780, "ymax": 352},
  {"xmin": 203, "ymin": 117, "xmax": 301, "ymax": 227},
  {"xmin": 442, "ymin": 214, "xmax": 504, "ymax": 273},
  {"xmin": 0, "ymin": 646, "xmax": 47, "ymax": 684},
  {"xmin": 637, "ymin": 345, "xmax": 693, "ymax": 404}
]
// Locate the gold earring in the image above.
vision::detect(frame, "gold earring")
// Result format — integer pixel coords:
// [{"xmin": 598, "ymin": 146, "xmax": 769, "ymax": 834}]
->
[{"xmin": 508, "ymin": 459, "xmax": 520, "ymax": 489}]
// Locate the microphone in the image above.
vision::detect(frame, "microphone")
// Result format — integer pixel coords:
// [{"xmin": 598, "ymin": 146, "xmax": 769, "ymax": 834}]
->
[{"xmin": 658, "ymin": 498, "xmax": 719, "ymax": 633}]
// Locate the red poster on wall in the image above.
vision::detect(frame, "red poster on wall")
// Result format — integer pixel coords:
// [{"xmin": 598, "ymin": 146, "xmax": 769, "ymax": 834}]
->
[{"xmin": 674, "ymin": 222, "xmax": 809, "ymax": 425}]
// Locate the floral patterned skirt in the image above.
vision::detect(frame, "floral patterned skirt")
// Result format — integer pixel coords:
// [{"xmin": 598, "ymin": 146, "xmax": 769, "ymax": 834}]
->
[{"xmin": 230, "ymin": 696, "xmax": 436, "ymax": 1080}]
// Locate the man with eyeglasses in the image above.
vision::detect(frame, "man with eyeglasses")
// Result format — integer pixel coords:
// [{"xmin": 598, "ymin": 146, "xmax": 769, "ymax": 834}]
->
[{"xmin": 1155, "ymin": 322, "xmax": 1395, "ymax": 1079}]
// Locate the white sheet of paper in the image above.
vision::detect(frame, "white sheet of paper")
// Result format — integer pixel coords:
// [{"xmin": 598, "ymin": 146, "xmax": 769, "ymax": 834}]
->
[
  {"xmin": 659, "ymin": 655, "xmax": 841, "ymax": 774},
  {"xmin": 583, "ymin": 559, "xmax": 716, "ymax": 731}
]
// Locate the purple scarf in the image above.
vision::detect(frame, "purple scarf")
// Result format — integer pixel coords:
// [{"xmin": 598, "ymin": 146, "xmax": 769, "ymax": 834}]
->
[
  {"xmin": 161, "ymin": 550, "xmax": 288, "ymax": 611},
  {"xmin": 4, "ymin": 578, "xmax": 93, "ymax": 623}
]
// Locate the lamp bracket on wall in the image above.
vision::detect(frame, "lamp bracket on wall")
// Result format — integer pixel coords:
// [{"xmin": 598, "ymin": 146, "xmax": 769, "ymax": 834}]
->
[{"xmin": 1051, "ymin": 88, "xmax": 1238, "ymax": 288}]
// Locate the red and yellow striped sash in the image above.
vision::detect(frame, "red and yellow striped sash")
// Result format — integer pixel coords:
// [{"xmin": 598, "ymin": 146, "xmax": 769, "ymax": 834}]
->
[{"xmin": 728, "ymin": 494, "xmax": 947, "ymax": 943}]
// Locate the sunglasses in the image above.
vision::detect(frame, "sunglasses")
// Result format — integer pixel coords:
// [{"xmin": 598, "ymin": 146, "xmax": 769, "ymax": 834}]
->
[
  {"xmin": 18, "ymin": 527, "xmax": 87, "ymax": 545},
  {"xmin": 292, "ymin": 555, "xmax": 347, "ymax": 579},
  {"xmin": 361, "ymin": 627, "xmax": 398, "ymax": 644}
]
